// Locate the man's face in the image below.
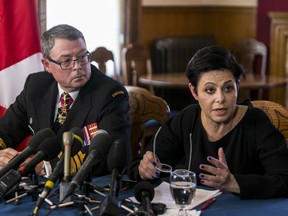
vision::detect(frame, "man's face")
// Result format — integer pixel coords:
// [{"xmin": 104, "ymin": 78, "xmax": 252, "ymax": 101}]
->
[{"xmin": 42, "ymin": 38, "xmax": 91, "ymax": 92}]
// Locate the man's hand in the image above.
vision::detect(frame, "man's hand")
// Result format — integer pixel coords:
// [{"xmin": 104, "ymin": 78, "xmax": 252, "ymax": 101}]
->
[{"xmin": 0, "ymin": 148, "xmax": 19, "ymax": 169}]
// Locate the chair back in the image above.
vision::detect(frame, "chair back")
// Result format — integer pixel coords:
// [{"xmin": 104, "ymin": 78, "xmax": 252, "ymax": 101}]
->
[
  {"xmin": 251, "ymin": 100, "xmax": 288, "ymax": 138},
  {"xmin": 90, "ymin": 46, "xmax": 118, "ymax": 80},
  {"xmin": 232, "ymin": 38, "xmax": 267, "ymax": 75},
  {"xmin": 125, "ymin": 85, "xmax": 170, "ymax": 157},
  {"xmin": 122, "ymin": 43, "xmax": 153, "ymax": 88}
]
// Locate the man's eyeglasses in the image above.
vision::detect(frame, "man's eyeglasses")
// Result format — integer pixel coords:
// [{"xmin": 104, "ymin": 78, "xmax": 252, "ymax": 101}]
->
[{"xmin": 47, "ymin": 51, "xmax": 91, "ymax": 70}]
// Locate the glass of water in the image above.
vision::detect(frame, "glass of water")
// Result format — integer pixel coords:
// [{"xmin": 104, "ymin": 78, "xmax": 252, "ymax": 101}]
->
[{"xmin": 170, "ymin": 169, "xmax": 197, "ymax": 216}]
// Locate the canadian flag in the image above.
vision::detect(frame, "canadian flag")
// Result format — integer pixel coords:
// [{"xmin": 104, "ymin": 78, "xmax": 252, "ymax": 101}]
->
[{"xmin": 0, "ymin": 0, "xmax": 44, "ymax": 118}]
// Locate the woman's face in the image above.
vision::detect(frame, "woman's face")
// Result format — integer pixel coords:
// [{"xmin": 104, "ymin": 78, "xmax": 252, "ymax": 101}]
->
[{"xmin": 189, "ymin": 69, "xmax": 238, "ymax": 124}]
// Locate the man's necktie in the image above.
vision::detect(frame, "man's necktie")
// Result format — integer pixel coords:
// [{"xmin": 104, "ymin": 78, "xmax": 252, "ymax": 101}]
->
[
  {"xmin": 53, "ymin": 93, "xmax": 83, "ymax": 175},
  {"xmin": 53, "ymin": 92, "xmax": 74, "ymax": 133},
  {"xmin": 55, "ymin": 92, "xmax": 74, "ymax": 125}
]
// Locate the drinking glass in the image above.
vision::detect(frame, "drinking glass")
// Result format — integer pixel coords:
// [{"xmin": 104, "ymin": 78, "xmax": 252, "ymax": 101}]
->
[{"xmin": 170, "ymin": 169, "xmax": 197, "ymax": 216}]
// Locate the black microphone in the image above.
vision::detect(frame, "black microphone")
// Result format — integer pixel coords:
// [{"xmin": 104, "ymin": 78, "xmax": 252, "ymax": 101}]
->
[
  {"xmin": 63, "ymin": 131, "xmax": 74, "ymax": 181},
  {"xmin": 33, "ymin": 128, "xmax": 84, "ymax": 213},
  {"xmin": 134, "ymin": 181, "xmax": 155, "ymax": 216},
  {"xmin": 18, "ymin": 136, "xmax": 61, "ymax": 175},
  {"xmin": 99, "ymin": 139, "xmax": 126, "ymax": 216},
  {"xmin": 0, "ymin": 135, "xmax": 60, "ymax": 197},
  {"xmin": 107, "ymin": 139, "xmax": 126, "ymax": 198},
  {"xmin": 0, "ymin": 128, "xmax": 55, "ymax": 178},
  {"xmin": 62, "ymin": 130, "xmax": 112, "ymax": 201}
]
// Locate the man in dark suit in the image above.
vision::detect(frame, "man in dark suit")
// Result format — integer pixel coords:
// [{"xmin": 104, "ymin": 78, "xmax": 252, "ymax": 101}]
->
[{"xmin": 0, "ymin": 24, "xmax": 131, "ymax": 176}]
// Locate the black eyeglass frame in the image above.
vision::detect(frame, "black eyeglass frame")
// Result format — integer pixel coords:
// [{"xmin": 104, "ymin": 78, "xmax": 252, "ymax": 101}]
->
[{"xmin": 47, "ymin": 51, "xmax": 91, "ymax": 70}]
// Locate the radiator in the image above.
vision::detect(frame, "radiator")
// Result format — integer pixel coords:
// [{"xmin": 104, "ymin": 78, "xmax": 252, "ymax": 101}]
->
[{"xmin": 150, "ymin": 35, "xmax": 216, "ymax": 73}]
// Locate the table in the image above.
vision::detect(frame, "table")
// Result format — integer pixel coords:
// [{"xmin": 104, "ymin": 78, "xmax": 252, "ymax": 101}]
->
[
  {"xmin": 0, "ymin": 175, "xmax": 288, "ymax": 215},
  {"xmin": 139, "ymin": 73, "xmax": 189, "ymax": 89},
  {"xmin": 199, "ymin": 192, "xmax": 288, "ymax": 216},
  {"xmin": 139, "ymin": 72, "xmax": 288, "ymax": 103},
  {"xmin": 139, "ymin": 72, "xmax": 288, "ymax": 90}
]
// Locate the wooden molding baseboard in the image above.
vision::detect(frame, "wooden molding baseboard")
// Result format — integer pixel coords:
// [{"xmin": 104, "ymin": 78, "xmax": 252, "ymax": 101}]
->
[{"xmin": 142, "ymin": 0, "xmax": 257, "ymax": 7}]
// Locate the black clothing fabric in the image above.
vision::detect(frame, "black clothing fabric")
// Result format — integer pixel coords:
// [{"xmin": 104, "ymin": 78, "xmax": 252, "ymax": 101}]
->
[
  {"xmin": 0, "ymin": 65, "xmax": 131, "ymax": 176},
  {"xmin": 128, "ymin": 102, "xmax": 288, "ymax": 199}
]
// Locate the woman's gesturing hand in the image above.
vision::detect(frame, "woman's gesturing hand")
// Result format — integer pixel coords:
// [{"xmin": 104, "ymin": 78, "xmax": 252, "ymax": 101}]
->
[{"xmin": 199, "ymin": 147, "xmax": 240, "ymax": 194}]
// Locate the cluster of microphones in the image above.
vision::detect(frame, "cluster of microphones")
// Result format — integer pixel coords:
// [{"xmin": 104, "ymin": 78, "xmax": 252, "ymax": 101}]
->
[{"xmin": 0, "ymin": 127, "xmax": 163, "ymax": 216}]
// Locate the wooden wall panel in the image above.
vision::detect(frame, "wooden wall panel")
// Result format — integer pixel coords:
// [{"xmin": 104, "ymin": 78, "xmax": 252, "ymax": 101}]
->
[
  {"xmin": 140, "ymin": 7, "xmax": 205, "ymax": 46},
  {"xmin": 203, "ymin": 7, "xmax": 256, "ymax": 48},
  {"xmin": 140, "ymin": 6, "xmax": 256, "ymax": 49}
]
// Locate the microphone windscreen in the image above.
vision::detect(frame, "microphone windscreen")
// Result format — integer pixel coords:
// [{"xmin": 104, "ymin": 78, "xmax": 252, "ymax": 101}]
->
[
  {"xmin": 38, "ymin": 137, "xmax": 61, "ymax": 160},
  {"xmin": 107, "ymin": 139, "xmax": 126, "ymax": 172},
  {"xmin": 27, "ymin": 128, "xmax": 55, "ymax": 150},
  {"xmin": 134, "ymin": 181, "xmax": 155, "ymax": 203},
  {"xmin": 89, "ymin": 130, "xmax": 112, "ymax": 158}
]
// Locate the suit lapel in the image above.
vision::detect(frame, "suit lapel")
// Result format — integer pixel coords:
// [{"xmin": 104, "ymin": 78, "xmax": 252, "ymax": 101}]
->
[
  {"xmin": 38, "ymin": 83, "xmax": 58, "ymax": 129},
  {"xmin": 59, "ymin": 89, "xmax": 92, "ymax": 133}
]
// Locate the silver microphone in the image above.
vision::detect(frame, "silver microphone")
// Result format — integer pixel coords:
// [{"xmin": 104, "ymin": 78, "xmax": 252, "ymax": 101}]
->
[{"xmin": 63, "ymin": 131, "xmax": 74, "ymax": 181}]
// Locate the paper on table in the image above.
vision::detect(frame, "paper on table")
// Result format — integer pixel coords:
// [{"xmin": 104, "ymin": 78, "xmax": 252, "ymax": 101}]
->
[
  {"xmin": 164, "ymin": 209, "xmax": 201, "ymax": 216},
  {"xmin": 153, "ymin": 181, "xmax": 221, "ymax": 209},
  {"xmin": 129, "ymin": 181, "xmax": 221, "ymax": 210}
]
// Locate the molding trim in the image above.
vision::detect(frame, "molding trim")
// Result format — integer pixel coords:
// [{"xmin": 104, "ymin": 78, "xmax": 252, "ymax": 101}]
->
[
  {"xmin": 142, "ymin": 0, "xmax": 257, "ymax": 7},
  {"xmin": 269, "ymin": 12, "xmax": 288, "ymax": 77},
  {"xmin": 268, "ymin": 12, "xmax": 288, "ymax": 106}
]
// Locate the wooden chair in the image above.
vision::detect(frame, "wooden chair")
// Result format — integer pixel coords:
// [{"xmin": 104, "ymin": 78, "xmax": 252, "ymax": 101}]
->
[
  {"xmin": 122, "ymin": 43, "xmax": 154, "ymax": 92},
  {"xmin": 232, "ymin": 38, "xmax": 268, "ymax": 100},
  {"xmin": 125, "ymin": 86, "xmax": 170, "ymax": 157},
  {"xmin": 232, "ymin": 38, "xmax": 267, "ymax": 75},
  {"xmin": 251, "ymin": 100, "xmax": 288, "ymax": 139},
  {"xmin": 90, "ymin": 46, "xmax": 119, "ymax": 80}
]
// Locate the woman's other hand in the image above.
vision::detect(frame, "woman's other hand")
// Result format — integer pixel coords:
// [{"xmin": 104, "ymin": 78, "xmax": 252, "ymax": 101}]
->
[{"xmin": 138, "ymin": 151, "xmax": 160, "ymax": 180}]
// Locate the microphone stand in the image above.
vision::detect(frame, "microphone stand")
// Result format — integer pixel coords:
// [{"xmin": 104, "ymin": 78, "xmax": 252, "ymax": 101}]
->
[
  {"xmin": 50, "ymin": 171, "xmax": 100, "ymax": 215},
  {"xmin": 91, "ymin": 181, "xmax": 135, "ymax": 215},
  {"xmin": 30, "ymin": 172, "xmax": 39, "ymax": 201},
  {"xmin": 50, "ymin": 192, "xmax": 101, "ymax": 216},
  {"xmin": 5, "ymin": 189, "xmax": 54, "ymax": 206},
  {"xmin": 99, "ymin": 172, "xmax": 122, "ymax": 216},
  {"xmin": 4, "ymin": 172, "xmax": 51, "ymax": 205}
]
